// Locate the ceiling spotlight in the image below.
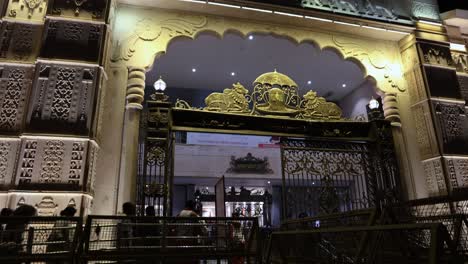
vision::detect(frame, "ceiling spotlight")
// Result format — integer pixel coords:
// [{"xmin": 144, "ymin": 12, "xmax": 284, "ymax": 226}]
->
[
  {"xmin": 342, "ymin": 83, "xmax": 347, "ymax": 88},
  {"xmin": 307, "ymin": 81, "xmax": 312, "ymax": 85},
  {"xmin": 192, "ymin": 68, "xmax": 197, "ymax": 72},
  {"xmin": 267, "ymin": 181, "xmax": 271, "ymax": 184},
  {"xmin": 231, "ymin": 72, "xmax": 236, "ymax": 76},
  {"xmin": 248, "ymin": 35, "xmax": 254, "ymax": 40}
]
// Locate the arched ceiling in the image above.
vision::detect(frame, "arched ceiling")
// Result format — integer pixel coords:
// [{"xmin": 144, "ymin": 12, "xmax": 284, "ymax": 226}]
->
[{"xmin": 147, "ymin": 32, "xmax": 370, "ymax": 102}]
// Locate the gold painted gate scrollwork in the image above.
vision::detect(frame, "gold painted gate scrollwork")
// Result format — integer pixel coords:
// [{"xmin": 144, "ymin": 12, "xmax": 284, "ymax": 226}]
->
[{"xmin": 176, "ymin": 70, "xmax": 342, "ymax": 121}]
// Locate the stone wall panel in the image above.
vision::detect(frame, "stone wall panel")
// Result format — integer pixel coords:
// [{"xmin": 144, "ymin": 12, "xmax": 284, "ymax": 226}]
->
[
  {"xmin": 0, "ymin": 21, "xmax": 43, "ymax": 62},
  {"xmin": 41, "ymin": 18, "xmax": 105, "ymax": 63},
  {"xmin": 26, "ymin": 62, "xmax": 99, "ymax": 135},
  {"xmin": 15, "ymin": 136, "xmax": 89, "ymax": 189},
  {"xmin": 423, "ymin": 157, "xmax": 447, "ymax": 196},
  {"xmin": 0, "ymin": 137, "xmax": 20, "ymax": 187},
  {"xmin": 0, "ymin": 63, "xmax": 34, "ymax": 133},
  {"xmin": 411, "ymin": 103, "xmax": 439, "ymax": 159},
  {"xmin": 443, "ymin": 157, "xmax": 468, "ymax": 190},
  {"xmin": 457, "ymin": 74, "xmax": 468, "ymax": 105},
  {"xmin": 7, "ymin": 192, "xmax": 84, "ymax": 216},
  {"xmin": 432, "ymin": 101, "xmax": 468, "ymax": 154},
  {"xmin": 424, "ymin": 66, "xmax": 462, "ymax": 99},
  {"xmin": 5, "ymin": 0, "xmax": 47, "ymax": 22},
  {"xmin": 47, "ymin": 0, "xmax": 109, "ymax": 22},
  {"xmin": 418, "ymin": 42, "xmax": 454, "ymax": 68}
]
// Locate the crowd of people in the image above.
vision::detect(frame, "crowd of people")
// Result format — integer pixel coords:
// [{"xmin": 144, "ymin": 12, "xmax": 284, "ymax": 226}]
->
[{"xmin": 0, "ymin": 201, "xmax": 249, "ymax": 264}]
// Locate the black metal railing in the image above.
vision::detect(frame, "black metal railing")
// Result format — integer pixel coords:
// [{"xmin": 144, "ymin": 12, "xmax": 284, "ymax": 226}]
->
[
  {"xmin": 266, "ymin": 223, "xmax": 457, "ymax": 264},
  {"xmin": 0, "ymin": 216, "xmax": 82, "ymax": 263},
  {"xmin": 81, "ymin": 216, "xmax": 260, "ymax": 263}
]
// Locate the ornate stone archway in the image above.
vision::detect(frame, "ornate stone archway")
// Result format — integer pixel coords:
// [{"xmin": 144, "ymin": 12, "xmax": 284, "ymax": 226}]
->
[{"xmin": 104, "ymin": 5, "xmax": 411, "ymax": 213}]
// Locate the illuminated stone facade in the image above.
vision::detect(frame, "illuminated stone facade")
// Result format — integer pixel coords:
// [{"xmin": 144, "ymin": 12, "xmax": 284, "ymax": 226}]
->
[{"xmin": 0, "ymin": 0, "xmax": 466, "ymax": 215}]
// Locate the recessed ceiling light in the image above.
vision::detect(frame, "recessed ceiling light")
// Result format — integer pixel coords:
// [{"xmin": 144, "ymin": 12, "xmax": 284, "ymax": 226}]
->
[
  {"xmin": 231, "ymin": 72, "xmax": 236, "ymax": 76},
  {"xmin": 342, "ymin": 83, "xmax": 347, "ymax": 88},
  {"xmin": 307, "ymin": 81, "xmax": 312, "ymax": 85},
  {"xmin": 192, "ymin": 68, "xmax": 197, "ymax": 72},
  {"xmin": 248, "ymin": 35, "xmax": 254, "ymax": 40},
  {"xmin": 267, "ymin": 181, "xmax": 271, "ymax": 184}
]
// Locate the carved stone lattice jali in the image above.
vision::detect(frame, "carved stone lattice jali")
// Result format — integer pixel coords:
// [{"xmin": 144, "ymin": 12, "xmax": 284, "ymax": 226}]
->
[
  {"xmin": 42, "ymin": 18, "xmax": 105, "ymax": 63},
  {"xmin": 433, "ymin": 101, "xmax": 468, "ymax": 154},
  {"xmin": 0, "ymin": 21, "xmax": 43, "ymax": 62},
  {"xmin": 443, "ymin": 157, "xmax": 468, "ymax": 190},
  {"xmin": 111, "ymin": 6, "xmax": 405, "ymax": 94},
  {"xmin": 27, "ymin": 62, "xmax": 99, "ymax": 135},
  {"xmin": 423, "ymin": 158, "xmax": 448, "ymax": 196},
  {"xmin": 0, "ymin": 137, "xmax": 20, "ymax": 187},
  {"xmin": 0, "ymin": 63, "xmax": 34, "ymax": 133},
  {"xmin": 15, "ymin": 137, "xmax": 92, "ymax": 189},
  {"xmin": 5, "ymin": 0, "xmax": 48, "ymax": 22}
]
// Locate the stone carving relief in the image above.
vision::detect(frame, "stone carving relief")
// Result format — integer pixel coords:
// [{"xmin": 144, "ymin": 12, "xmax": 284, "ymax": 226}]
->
[
  {"xmin": 8, "ymin": 193, "xmax": 86, "ymax": 215},
  {"xmin": 16, "ymin": 137, "xmax": 89, "ymax": 188},
  {"xmin": 48, "ymin": 0, "xmax": 108, "ymax": 21},
  {"xmin": 452, "ymin": 52, "xmax": 468, "ymax": 74},
  {"xmin": 0, "ymin": 64, "xmax": 34, "ymax": 133},
  {"xmin": 382, "ymin": 93, "xmax": 400, "ymax": 125},
  {"xmin": 112, "ymin": 7, "xmax": 404, "ymax": 94},
  {"xmin": 41, "ymin": 18, "xmax": 105, "ymax": 62},
  {"xmin": 457, "ymin": 75, "xmax": 468, "ymax": 104},
  {"xmin": 35, "ymin": 196, "xmax": 58, "ymax": 216},
  {"xmin": 112, "ymin": 17, "xmax": 207, "ymax": 62},
  {"xmin": 412, "ymin": 104, "xmax": 437, "ymax": 159},
  {"xmin": 443, "ymin": 157, "xmax": 468, "ymax": 189},
  {"xmin": 5, "ymin": 0, "xmax": 47, "ymax": 21},
  {"xmin": 423, "ymin": 158, "xmax": 447, "ymax": 196},
  {"xmin": 433, "ymin": 101, "xmax": 467, "ymax": 154},
  {"xmin": 411, "ymin": 0, "xmax": 440, "ymax": 20},
  {"xmin": 85, "ymin": 140, "xmax": 99, "ymax": 194},
  {"xmin": 0, "ymin": 138, "xmax": 20, "ymax": 186},
  {"xmin": 0, "ymin": 21, "xmax": 43, "ymax": 61},
  {"xmin": 27, "ymin": 62, "xmax": 99, "ymax": 135},
  {"xmin": 301, "ymin": 0, "xmax": 398, "ymax": 21},
  {"xmin": 419, "ymin": 43, "xmax": 454, "ymax": 67}
]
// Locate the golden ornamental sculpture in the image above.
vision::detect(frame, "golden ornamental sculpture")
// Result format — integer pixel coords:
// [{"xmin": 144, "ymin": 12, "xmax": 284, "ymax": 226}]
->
[{"xmin": 175, "ymin": 70, "xmax": 342, "ymax": 121}]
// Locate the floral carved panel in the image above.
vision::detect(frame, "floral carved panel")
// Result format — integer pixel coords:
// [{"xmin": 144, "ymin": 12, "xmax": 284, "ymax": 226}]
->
[
  {"xmin": 0, "ymin": 137, "xmax": 20, "ymax": 187},
  {"xmin": 41, "ymin": 18, "xmax": 105, "ymax": 63},
  {"xmin": 47, "ymin": 0, "xmax": 109, "ymax": 21},
  {"xmin": 452, "ymin": 52, "xmax": 468, "ymax": 74},
  {"xmin": 0, "ymin": 63, "xmax": 34, "ymax": 133},
  {"xmin": 443, "ymin": 157, "xmax": 468, "ymax": 189},
  {"xmin": 26, "ymin": 62, "xmax": 99, "ymax": 135},
  {"xmin": 15, "ymin": 137, "xmax": 89, "ymax": 188},
  {"xmin": 0, "ymin": 21, "xmax": 43, "ymax": 62},
  {"xmin": 7, "ymin": 193, "xmax": 86, "ymax": 216},
  {"xmin": 85, "ymin": 140, "xmax": 99, "ymax": 194},
  {"xmin": 433, "ymin": 101, "xmax": 468, "ymax": 154},
  {"xmin": 419, "ymin": 43, "xmax": 454, "ymax": 68},
  {"xmin": 411, "ymin": 103, "xmax": 439, "ymax": 159},
  {"xmin": 5, "ymin": 0, "xmax": 47, "ymax": 22},
  {"xmin": 423, "ymin": 158, "xmax": 447, "ymax": 196},
  {"xmin": 111, "ymin": 6, "xmax": 405, "ymax": 93}
]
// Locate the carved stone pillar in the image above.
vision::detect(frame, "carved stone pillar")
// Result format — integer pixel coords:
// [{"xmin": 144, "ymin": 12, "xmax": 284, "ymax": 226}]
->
[
  {"xmin": 117, "ymin": 67, "xmax": 145, "ymax": 212},
  {"xmin": 401, "ymin": 36, "xmax": 468, "ymax": 197}
]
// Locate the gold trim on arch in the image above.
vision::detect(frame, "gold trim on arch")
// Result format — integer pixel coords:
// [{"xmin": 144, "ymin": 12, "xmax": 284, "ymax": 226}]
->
[{"xmin": 111, "ymin": 6, "xmax": 406, "ymax": 94}]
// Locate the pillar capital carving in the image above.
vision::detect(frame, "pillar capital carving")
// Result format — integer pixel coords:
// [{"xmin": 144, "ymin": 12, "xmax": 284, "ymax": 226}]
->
[{"xmin": 126, "ymin": 67, "xmax": 146, "ymax": 110}]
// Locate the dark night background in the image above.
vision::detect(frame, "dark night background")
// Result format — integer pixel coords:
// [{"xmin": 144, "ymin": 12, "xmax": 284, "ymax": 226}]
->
[{"xmin": 438, "ymin": 0, "xmax": 468, "ymax": 12}]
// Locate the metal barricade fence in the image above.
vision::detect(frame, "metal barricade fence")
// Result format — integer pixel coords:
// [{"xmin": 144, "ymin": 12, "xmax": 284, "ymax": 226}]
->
[
  {"xmin": 81, "ymin": 215, "xmax": 260, "ymax": 263},
  {"xmin": 0, "ymin": 216, "xmax": 82, "ymax": 263}
]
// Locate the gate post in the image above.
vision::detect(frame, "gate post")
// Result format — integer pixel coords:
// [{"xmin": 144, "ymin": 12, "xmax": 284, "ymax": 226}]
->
[{"xmin": 117, "ymin": 67, "xmax": 145, "ymax": 212}]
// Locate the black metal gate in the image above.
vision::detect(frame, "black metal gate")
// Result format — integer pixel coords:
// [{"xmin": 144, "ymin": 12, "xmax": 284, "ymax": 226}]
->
[
  {"xmin": 137, "ymin": 100, "xmax": 174, "ymax": 216},
  {"xmin": 280, "ymin": 122, "xmax": 400, "ymax": 220}
]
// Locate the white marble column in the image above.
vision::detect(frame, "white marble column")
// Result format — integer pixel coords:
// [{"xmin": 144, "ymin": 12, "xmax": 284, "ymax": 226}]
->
[{"xmin": 116, "ymin": 67, "xmax": 145, "ymax": 212}]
